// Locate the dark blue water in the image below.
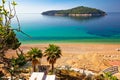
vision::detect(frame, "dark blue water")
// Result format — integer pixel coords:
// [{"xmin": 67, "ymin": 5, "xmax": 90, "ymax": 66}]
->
[{"xmin": 12, "ymin": 12, "xmax": 120, "ymax": 43}]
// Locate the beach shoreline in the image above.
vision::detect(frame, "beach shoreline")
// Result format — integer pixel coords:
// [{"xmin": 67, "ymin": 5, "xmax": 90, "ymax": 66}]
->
[{"xmin": 5, "ymin": 43, "xmax": 120, "ymax": 72}]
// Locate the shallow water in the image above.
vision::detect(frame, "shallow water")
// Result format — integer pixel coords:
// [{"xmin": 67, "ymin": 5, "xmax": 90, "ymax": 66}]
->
[{"xmin": 12, "ymin": 12, "xmax": 120, "ymax": 43}]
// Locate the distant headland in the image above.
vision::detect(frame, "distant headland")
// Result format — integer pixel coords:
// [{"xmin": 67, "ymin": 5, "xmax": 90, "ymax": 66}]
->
[{"xmin": 42, "ymin": 6, "xmax": 106, "ymax": 17}]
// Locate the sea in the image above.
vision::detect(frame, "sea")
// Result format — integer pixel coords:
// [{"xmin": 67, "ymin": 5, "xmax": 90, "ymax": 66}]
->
[{"xmin": 12, "ymin": 12, "xmax": 120, "ymax": 44}]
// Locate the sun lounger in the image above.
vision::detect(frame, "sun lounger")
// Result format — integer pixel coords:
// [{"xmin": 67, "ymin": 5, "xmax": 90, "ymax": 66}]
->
[
  {"xmin": 103, "ymin": 66, "xmax": 119, "ymax": 75},
  {"xmin": 29, "ymin": 72, "xmax": 45, "ymax": 80},
  {"xmin": 29, "ymin": 72, "xmax": 56, "ymax": 80},
  {"xmin": 45, "ymin": 75, "xmax": 56, "ymax": 80}
]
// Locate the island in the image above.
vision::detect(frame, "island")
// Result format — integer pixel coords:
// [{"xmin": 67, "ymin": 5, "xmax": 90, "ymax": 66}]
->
[{"xmin": 42, "ymin": 6, "xmax": 106, "ymax": 17}]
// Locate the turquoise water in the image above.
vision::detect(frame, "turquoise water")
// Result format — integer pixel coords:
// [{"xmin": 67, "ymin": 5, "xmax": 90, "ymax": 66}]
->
[{"xmin": 12, "ymin": 13, "xmax": 120, "ymax": 44}]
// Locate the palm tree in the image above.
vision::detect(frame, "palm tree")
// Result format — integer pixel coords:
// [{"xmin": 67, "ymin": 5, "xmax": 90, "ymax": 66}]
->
[
  {"xmin": 27, "ymin": 48, "xmax": 42, "ymax": 72},
  {"xmin": 44, "ymin": 44, "xmax": 62, "ymax": 73}
]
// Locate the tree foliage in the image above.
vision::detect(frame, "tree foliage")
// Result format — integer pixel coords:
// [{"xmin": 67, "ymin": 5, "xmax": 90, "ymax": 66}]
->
[
  {"xmin": 0, "ymin": 0, "xmax": 21, "ymax": 56},
  {"xmin": 27, "ymin": 48, "xmax": 43, "ymax": 72},
  {"xmin": 57, "ymin": 6, "xmax": 106, "ymax": 14},
  {"xmin": 12, "ymin": 51, "xmax": 26, "ymax": 67},
  {"xmin": 94, "ymin": 72, "xmax": 118, "ymax": 80},
  {"xmin": 2, "ymin": 49, "xmax": 27, "ymax": 80},
  {"xmin": 104, "ymin": 72, "xmax": 118, "ymax": 80},
  {"xmin": 0, "ymin": 0, "xmax": 27, "ymax": 79},
  {"xmin": 44, "ymin": 44, "xmax": 62, "ymax": 73},
  {"xmin": 27, "ymin": 48, "xmax": 43, "ymax": 60}
]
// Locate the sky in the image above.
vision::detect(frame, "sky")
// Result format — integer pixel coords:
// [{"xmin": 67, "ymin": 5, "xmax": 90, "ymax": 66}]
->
[{"xmin": 7, "ymin": 0, "xmax": 120, "ymax": 13}]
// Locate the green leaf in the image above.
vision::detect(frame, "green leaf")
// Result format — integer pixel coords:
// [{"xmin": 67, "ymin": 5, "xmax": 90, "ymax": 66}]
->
[
  {"xmin": 0, "ymin": 6, "xmax": 2, "ymax": 8},
  {"xmin": 11, "ymin": 1, "xmax": 17, "ymax": 6},
  {"xmin": 2, "ymin": 0, "xmax": 6, "ymax": 4},
  {"xmin": 0, "ymin": 17, "xmax": 3, "ymax": 21},
  {"xmin": 3, "ymin": 9, "xmax": 9, "ymax": 16},
  {"xmin": 9, "ymin": 14, "xmax": 14, "ymax": 18}
]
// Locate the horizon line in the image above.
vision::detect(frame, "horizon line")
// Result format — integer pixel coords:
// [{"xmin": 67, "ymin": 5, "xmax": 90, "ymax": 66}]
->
[{"xmin": 17, "ymin": 12, "xmax": 120, "ymax": 14}]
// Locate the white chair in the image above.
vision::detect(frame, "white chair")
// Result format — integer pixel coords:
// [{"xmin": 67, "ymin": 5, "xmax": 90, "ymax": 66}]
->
[
  {"xmin": 45, "ymin": 75, "xmax": 56, "ymax": 80},
  {"xmin": 36, "ymin": 72, "xmax": 45, "ymax": 80},
  {"xmin": 29, "ymin": 72, "xmax": 44, "ymax": 80}
]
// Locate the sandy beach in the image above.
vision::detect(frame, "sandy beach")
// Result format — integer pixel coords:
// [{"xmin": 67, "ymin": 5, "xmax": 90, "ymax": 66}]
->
[{"xmin": 6, "ymin": 43, "xmax": 120, "ymax": 72}]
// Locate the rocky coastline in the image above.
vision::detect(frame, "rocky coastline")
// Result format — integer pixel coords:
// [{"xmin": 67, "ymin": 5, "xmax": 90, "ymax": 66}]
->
[{"xmin": 54, "ymin": 13, "xmax": 106, "ymax": 17}]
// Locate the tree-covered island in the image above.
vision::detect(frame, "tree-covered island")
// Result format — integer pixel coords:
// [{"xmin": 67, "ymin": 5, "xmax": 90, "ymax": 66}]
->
[{"xmin": 42, "ymin": 6, "xmax": 106, "ymax": 17}]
